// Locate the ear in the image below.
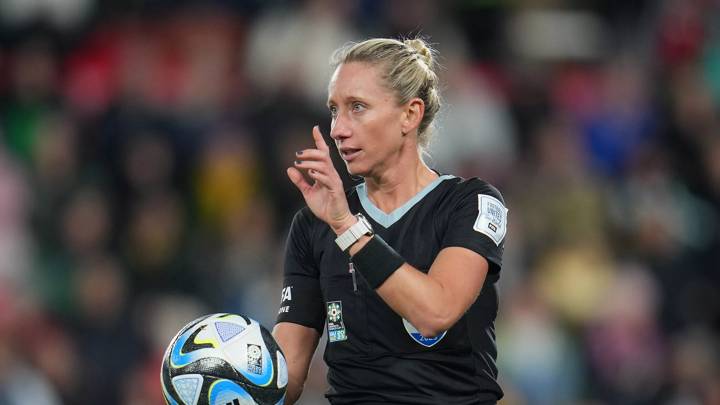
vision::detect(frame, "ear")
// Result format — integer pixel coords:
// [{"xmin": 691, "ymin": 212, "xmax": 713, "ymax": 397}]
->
[{"xmin": 401, "ymin": 98, "xmax": 425, "ymax": 136}]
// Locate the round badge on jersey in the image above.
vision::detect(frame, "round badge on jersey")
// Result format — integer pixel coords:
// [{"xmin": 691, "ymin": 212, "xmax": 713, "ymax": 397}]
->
[{"xmin": 402, "ymin": 318, "xmax": 446, "ymax": 347}]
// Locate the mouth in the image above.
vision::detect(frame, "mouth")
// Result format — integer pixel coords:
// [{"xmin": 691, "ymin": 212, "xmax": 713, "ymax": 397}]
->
[{"xmin": 339, "ymin": 148, "xmax": 362, "ymax": 162}]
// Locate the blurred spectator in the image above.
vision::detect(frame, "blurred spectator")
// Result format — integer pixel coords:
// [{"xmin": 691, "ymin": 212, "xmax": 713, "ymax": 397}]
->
[
  {"xmin": 0, "ymin": 286, "xmax": 61, "ymax": 404},
  {"xmin": 664, "ymin": 328, "xmax": 720, "ymax": 404},
  {"xmin": 580, "ymin": 57, "xmax": 658, "ymax": 177},
  {"xmin": 30, "ymin": 111, "xmax": 79, "ymax": 196},
  {"xmin": 193, "ymin": 127, "xmax": 261, "ymax": 231},
  {"xmin": 123, "ymin": 190, "xmax": 190, "ymax": 293},
  {"xmin": 69, "ymin": 255, "xmax": 139, "ymax": 405},
  {"xmin": 0, "ymin": 146, "xmax": 32, "ymax": 289},
  {"xmin": 584, "ymin": 264, "xmax": 666, "ymax": 403},
  {"xmin": 430, "ymin": 33, "xmax": 517, "ymax": 182},
  {"xmin": 244, "ymin": 0, "xmax": 358, "ymax": 104},
  {"xmin": 217, "ymin": 196, "xmax": 281, "ymax": 328},
  {"xmin": 2, "ymin": 37, "xmax": 59, "ymax": 164},
  {"xmin": 498, "ymin": 284, "xmax": 583, "ymax": 404},
  {"xmin": 0, "ymin": 338, "xmax": 62, "ymax": 404},
  {"xmin": 656, "ymin": 0, "xmax": 708, "ymax": 69}
]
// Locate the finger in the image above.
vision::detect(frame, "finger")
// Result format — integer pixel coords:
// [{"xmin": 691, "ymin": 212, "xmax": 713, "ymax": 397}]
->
[
  {"xmin": 287, "ymin": 167, "xmax": 312, "ymax": 194},
  {"xmin": 294, "ymin": 159, "xmax": 331, "ymax": 174},
  {"xmin": 311, "ymin": 125, "xmax": 329, "ymax": 152},
  {"xmin": 307, "ymin": 169, "xmax": 336, "ymax": 190},
  {"xmin": 295, "ymin": 149, "xmax": 329, "ymax": 161}
]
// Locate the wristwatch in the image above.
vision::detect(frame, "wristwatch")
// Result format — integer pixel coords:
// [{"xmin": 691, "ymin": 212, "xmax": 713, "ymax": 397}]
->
[{"xmin": 335, "ymin": 213, "xmax": 374, "ymax": 251}]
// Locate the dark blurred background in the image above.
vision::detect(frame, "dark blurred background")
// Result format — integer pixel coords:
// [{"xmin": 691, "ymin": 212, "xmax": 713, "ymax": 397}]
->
[{"xmin": 0, "ymin": 0, "xmax": 719, "ymax": 404}]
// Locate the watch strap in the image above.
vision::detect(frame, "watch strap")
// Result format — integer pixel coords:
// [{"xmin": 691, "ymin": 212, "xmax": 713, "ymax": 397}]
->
[{"xmin": 335, "ymin": 214, "xmax": 373, "ymax": 251}]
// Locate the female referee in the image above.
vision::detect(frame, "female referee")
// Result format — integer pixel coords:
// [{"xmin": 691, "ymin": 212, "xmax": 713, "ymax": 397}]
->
[{"xmin": 273, "ymin": 37, "xmax": 508, "ymax": 405}]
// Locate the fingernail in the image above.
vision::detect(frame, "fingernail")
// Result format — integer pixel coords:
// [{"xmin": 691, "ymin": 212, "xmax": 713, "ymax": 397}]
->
[
  {"xmin": 294, "ymin": 160, "xmax": 301, "ymax": 165},
  {"xmin": 295, "ymin": 150, "xmax": 303, "ymax": 156}
]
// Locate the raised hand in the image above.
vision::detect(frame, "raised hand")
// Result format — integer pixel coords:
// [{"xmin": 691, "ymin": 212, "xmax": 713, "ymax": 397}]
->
[{"xmin": 287, "ymin": 125, "xmax": 355, "ymax": 234}]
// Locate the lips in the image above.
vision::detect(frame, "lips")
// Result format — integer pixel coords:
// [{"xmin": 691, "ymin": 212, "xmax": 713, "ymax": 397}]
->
[{"xmin": 339, "ymin": 147, "xmax": 362, "ymax": 161}]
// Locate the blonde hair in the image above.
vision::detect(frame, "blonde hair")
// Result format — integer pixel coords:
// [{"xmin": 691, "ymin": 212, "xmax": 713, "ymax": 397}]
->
[{"xmin": 331, "ymin": 37, "xmax": 441, "ymax": 148}]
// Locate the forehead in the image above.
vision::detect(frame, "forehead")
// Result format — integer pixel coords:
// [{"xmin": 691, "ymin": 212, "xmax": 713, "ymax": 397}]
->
[{"xmin": 327, "ymin": 62, "xmax": 392, "ymax": 102}]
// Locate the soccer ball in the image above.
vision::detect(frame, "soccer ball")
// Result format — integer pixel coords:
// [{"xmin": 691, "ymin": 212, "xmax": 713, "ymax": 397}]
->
[{"xmin": 161, "ymin": 313, "xmax": 287, "ymax": 405}]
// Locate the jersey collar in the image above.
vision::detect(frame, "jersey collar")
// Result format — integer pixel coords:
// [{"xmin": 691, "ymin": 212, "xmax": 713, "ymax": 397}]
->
[{"xmin": 356, "ymin": 175, "xmax": 456, "ymax": 228}]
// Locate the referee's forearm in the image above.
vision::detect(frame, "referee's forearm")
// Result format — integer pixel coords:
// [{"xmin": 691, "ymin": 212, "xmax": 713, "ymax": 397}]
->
[
  {"xmin": 284, "ymin": 377, "xmax": 304, "ymax": 405},
  {"xmin": 272, "ymin": 322, "xmax": 320, "ymax": 405},
  {"xmin": 375, "ymin": 247, "xmax": 489, "ymax": 337},
  {"xmin": 376, "ymin": 263, "xmax": 452, "ymax": 336}
]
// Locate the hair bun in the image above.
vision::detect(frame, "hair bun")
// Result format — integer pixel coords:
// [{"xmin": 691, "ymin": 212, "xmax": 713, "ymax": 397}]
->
[{"xmin": 404, "ymin": 38, "xmax": 434, "ymax": 67}]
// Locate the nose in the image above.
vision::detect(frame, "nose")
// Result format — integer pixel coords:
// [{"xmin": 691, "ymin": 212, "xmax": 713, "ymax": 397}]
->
[{"xmin": 330, "ymin": 114, "xmax": 351, "ymax": 141}]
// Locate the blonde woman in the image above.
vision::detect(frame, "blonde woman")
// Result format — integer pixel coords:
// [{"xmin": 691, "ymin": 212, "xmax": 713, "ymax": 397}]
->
[{"xmin": 274, "ymin": 37, "xmax": 508, "ymax": 405}]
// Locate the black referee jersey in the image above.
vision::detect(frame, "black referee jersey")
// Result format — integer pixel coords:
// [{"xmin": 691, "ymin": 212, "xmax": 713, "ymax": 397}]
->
[{"xmin": 276, "ymin": 174, "xmax": 508, "ymax": 404}]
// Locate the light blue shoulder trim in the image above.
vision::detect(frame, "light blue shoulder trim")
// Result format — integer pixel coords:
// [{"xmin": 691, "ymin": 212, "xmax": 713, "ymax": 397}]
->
[{"xmin": 357, "ymin": 175, "xmax": 457, "ymax": 228}]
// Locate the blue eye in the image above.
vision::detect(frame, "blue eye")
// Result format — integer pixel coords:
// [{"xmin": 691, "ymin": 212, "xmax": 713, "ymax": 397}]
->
[
  {"xmin": 352, "ymin": 102, "xmax": 365, "ymax": 112},
  {"xmin": 329, "ymin": 105, "xmax": 338, "ymax": 118}
]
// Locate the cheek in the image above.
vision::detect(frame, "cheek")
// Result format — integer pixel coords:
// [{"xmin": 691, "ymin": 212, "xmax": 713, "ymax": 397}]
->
[{"xmin": 366, "ymin": 110, "xmax": 402, "ymax": 141}]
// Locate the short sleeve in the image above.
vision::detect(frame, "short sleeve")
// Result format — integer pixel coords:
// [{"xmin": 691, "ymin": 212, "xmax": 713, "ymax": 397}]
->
[
  {"xmin": 276, "ymin": 208, "xmax": 326, "ymax": 333},
  {"xmin": 440, "ymin": 179, "xmax": 508, "ymax": 275}
]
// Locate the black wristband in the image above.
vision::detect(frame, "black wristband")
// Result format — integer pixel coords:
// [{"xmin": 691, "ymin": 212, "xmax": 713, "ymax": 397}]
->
[{"xmin": 351, "ymin": 235, "xmax": 405, "ymax": 289}]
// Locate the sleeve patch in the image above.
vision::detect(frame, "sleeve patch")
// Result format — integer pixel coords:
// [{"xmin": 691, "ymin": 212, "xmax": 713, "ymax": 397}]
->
[{"xmin": 473, "ymin": 194, "xmax": 508, "ymax": 246}]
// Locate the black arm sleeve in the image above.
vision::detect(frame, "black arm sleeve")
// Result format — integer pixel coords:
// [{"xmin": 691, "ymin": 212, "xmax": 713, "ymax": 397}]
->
[
  {"xmin": 441, "ymin": 179, "xmax": 508, "ymax": 275},
  {"xmin": 276, "ymin": 208, "xmax": 326, "ymax": 333}
]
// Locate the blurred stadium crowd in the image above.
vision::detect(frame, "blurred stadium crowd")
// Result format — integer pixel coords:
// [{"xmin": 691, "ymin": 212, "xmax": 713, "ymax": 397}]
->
[{"xmin": 0, "ymin": 0, "xmax": 719, "ymax": 404}]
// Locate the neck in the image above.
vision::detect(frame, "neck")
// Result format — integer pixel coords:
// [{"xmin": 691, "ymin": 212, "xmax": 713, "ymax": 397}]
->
[{"xmin": 364, "ymin": 150, "xmax": 438, "ymax": 214}]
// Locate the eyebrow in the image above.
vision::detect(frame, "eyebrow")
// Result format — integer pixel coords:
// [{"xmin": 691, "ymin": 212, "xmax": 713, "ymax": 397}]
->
[{"xmin": 326, "ymin": 95, "xmax": 368, "ymax": 108}]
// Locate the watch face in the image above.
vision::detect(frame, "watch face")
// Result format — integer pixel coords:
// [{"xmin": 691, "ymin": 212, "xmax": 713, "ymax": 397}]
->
[
  {"xmin": 359, "ymin": 215, "xmax": 373, "ymax": 234},
  {"xmin": 365, "ymin": 219, "xmax": 373, "ymax": 235}
]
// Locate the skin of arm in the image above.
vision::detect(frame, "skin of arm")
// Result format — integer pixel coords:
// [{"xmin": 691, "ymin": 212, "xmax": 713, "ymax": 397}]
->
[{"xmin": 272, "ymin": 322, "xmax": 321, "ymax": 405}]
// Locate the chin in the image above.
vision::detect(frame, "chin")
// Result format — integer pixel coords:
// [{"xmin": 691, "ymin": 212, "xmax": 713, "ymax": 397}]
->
[{"xmin": 345, "ymin": 162, "xmax": 369, "ymax": 177}]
